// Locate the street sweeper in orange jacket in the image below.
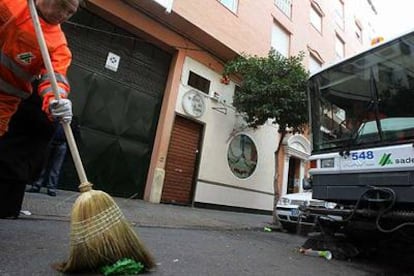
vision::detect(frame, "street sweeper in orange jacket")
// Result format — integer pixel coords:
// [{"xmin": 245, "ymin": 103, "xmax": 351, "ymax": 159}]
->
[{"xmin": 0, "ymin": 0, "xmax": 81, "ymax": 218}]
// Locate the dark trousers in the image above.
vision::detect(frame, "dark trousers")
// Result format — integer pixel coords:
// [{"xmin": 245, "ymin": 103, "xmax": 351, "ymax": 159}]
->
[
  {"xmin": 0, "ymin": 92, "xmax": 55, "ymax": 218},
  {"xmin": 32, "ymin": 142, "xmax": 67, "ymax": 192},
  {"xmin": 0, "ymin": 180, "xmax": 26, "ymax": 218}
]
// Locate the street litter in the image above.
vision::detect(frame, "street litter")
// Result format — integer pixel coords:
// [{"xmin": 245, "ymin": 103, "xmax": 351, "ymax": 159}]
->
[
  {"xmin": 299, "ymin": 247, "xmax": 332, "ymax": 260},
  {"xmin": 100, "ymin": 258, "xmax": 144, "ymax": 276},
  {"xmin": 264, "ymin": 227, "xmax": 272, "ymax": 232}
]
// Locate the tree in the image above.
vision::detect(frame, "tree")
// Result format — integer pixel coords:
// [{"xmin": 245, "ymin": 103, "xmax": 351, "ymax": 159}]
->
[{"xmin": 223, "ymin": 49, "xmax": 309, "ymax": 226}]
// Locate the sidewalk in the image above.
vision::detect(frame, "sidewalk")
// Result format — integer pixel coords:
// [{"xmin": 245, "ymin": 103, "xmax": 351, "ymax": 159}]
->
[{"xmin": 21, "ymin": 188, "xmax": 274, "ymax": 231}]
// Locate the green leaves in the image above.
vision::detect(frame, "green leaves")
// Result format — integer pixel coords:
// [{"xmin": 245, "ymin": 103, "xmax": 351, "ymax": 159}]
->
[
  {"xmin": 100, "ymin": 258, "xmax": 144, "ymax": 275},
  {"xmin": 223, "ymin": 50, "xmax": 309, "ymax": 133}
]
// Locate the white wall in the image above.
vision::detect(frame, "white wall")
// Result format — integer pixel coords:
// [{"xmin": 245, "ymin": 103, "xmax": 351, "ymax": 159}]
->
[{"xmin": 176, "ymin": 57, "xmax": 280, "ymax": 211}]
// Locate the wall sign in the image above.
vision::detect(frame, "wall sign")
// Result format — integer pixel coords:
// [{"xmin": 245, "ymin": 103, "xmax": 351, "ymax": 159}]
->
[
  {"xmin": 105, "ymin": 52, "xmax": 120, "ymax": 72},
  {"xmin": 182, "ymin": 90, "xmax": 205, "ymax": 118}
]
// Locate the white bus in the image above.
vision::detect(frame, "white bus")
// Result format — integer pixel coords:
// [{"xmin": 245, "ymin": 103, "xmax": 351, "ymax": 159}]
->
[{"xmin": 306, "ymin": 30, "xmax": 414, "ymax": 233}]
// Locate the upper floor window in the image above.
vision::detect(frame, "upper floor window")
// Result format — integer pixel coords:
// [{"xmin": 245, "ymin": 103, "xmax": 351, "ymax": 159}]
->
[
  {"xmin": 218, "ymin": 0, "xmax": 238, "ymax": 13},
  {"xmin": 271, "ymin": 22, "xmax": 290, "ymax": 57},
  {"xmin": 335, "ymin": 35, "xmax": 345, "ymax": 60},
  {"xmin": 309, "ymin": 54, "xmax": 322, "ymax": 74},
  {"xmin": 275, "ymin": 0, "xmax": 292, "ymax": 18},
  {"xmin": 355, "ymin": 20, "xmax": 363, "ymax": 43},
  {"xmin": 188, "ymin": 71, "xmax": 210, "ymax": 94},
  {"xmin": 310, "ymin": 3, "xmax": 323, "ymax": 33},
  {"xmin": 334, "ymin": 0, "xmax": 344, "ymax": 30},
  {"xmin": 366, "ymin": 22, "xmax": 376, "ymax": 44},
  {"xmin": 151, "ymin": 0, "xmax": 174, "ymax": 12}
]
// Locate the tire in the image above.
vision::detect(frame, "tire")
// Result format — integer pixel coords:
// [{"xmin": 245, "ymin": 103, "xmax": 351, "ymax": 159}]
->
[{"xmin": 281, "ymin": 222, "xmax": 298, "ymax": 233}]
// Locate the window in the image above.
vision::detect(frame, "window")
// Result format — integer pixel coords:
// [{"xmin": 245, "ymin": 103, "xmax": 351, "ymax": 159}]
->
[
  {"xmin": 367, "ymin": 22, "xmax": 375, "ymax": 44},
  {"xmin": 309, "ymin": 54, "xmax": 322, "ymax": 74},
  {"xmin": 334, "ymin": 0, "xmax": 344, "ymax": 30},
  {"xmin": 188, "ymin": 71, "xmax": 210, "ymax": 94},
  {"xmin": 275, "ymin": 0, "xmax": 292, "ymax": 18},
  {"xmin": 227, "ymin": 134, "xmax": 258, "ymax": 179},
  {"xmin": 310, "ymin": 4, "xmax": 322, "ymax": 33},
  {"xmin": 151, "ymin": 0, "xmax": 174, "ymax": 12},
  {"xmin": 335, "ymin": 35, "xmax": 345, "ymax": 60},
  {"xmin": 271, "ymin": 22, "xmax": 290, "ymax": 57},
  {"xmin": 355, "ymin": 20, "xmax": 363, "ymax": 43},
  {"xmin": 218, "ymin": 0, "xmax": 238, "ymax": 13}
]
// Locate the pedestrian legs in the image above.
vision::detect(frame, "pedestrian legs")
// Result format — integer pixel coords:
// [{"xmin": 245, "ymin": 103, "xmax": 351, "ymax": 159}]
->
[{"xmin": 46, "ymin": 142, "xmax": 67, "ymax": 195}]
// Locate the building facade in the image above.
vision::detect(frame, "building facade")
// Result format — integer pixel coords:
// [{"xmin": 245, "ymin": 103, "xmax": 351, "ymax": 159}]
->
[{"xmin": 61, "ymin": 0, "xmax": 377, "ymax": 213}]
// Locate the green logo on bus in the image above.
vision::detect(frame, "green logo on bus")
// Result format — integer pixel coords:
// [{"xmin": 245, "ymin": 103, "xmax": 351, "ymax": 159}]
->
[{"xmin": 379, "ymin": 153, "xmax": 393, "ymax": 166}]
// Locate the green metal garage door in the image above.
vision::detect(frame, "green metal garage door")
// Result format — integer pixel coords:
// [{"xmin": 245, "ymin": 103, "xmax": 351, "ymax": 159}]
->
[{"xmin": 59, "ymin": 9, "xmax": 171, "ymax": 198}]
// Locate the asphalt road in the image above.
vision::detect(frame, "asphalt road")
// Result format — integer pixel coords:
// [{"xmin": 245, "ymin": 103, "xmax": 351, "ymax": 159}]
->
[{"xmin": 2, "ymin": 217, "xmax": 412, "ymax": 275}]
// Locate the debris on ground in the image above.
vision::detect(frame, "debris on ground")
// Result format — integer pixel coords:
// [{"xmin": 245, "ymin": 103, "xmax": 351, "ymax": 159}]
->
[
  {"xmin": 302, "ymin": 232, "xmax": 359, "ymax": 260},
  {"xmin": 299, "ymin": 247, "xmax": 332, "ymax": 260},
  {"xmin": 100, "ymin": 258, "xmax": 144, "ymax": 275}
]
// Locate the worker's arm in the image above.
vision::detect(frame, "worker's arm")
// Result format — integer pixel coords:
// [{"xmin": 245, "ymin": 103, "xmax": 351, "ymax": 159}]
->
[{"xmin": 38, "ymin": 43, "xmax": 73, "ymax": 122}]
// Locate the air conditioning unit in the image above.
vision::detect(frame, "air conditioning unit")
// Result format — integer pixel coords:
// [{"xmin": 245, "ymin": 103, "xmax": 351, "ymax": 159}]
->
[{"xmin": 211, "ymin": 91, "xmax": 221, "ymax": 101}]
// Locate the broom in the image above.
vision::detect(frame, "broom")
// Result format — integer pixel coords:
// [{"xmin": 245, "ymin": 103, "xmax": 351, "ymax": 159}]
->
[{"xmin": 28, "ymin": 0, "xmax": 156, "ymax": 273}]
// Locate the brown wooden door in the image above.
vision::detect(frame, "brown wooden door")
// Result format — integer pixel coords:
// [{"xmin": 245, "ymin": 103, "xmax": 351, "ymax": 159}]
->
[{"xmin": 161, "ymin": 116, "xmax": 203, "ymax": 205}]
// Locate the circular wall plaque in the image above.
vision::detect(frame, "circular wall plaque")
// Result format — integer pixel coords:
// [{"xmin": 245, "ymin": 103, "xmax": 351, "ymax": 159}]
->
[
  {"xmin": 227, "ymin": 134, "xmax": 258, "ymax": 179},
  {"xmin": 182, "ymin": 90, "xmax": 205, "ymax": 118}
]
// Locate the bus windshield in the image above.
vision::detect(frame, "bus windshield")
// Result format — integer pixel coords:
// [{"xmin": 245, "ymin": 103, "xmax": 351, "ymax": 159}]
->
[{"xmin": 308, "ymin": 31, "xmax": 414, "ymax": 153}]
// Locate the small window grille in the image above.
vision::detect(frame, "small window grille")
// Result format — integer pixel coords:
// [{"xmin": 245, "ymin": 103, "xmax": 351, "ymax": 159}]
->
[{"xmin": 188, "ymin": 71, "xmax": 210, "ymax": 94}]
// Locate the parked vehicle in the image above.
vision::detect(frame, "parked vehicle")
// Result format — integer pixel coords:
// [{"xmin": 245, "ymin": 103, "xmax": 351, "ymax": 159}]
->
[{"xmin": 276, "ymin": 191, "xmax": 337, "ymax": 232}]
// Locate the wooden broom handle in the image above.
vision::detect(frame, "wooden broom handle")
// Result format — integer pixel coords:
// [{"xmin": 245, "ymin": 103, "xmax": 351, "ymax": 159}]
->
[{"xmin": 28, "ymin": 0, "xmax": 89, "ymax": 186}]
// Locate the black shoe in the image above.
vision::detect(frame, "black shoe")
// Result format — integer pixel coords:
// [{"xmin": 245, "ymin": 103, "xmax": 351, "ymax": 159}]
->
[
  {"xmin": 0, "ymin": 211, "xmax": 19, "ymax": 219},
  {"xmin": 47, "ymin": 190, "xmax": 56, "ymax": 197},
  {"xmin": 26, "ymin": 187, "xmax": 40, "ymax": 193}
]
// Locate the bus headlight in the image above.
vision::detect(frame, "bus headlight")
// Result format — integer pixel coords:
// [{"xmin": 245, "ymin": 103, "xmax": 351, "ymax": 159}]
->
[
  {"xmin": 321, "ymin": 158, "xmax": 335, "ymax": 168},
  {"xmin": 324, "ymin": 202, "xmax": 337, "ymax": 209}
]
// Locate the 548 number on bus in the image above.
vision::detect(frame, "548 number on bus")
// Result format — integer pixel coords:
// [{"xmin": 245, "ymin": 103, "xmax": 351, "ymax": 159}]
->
[{"xmin": 351, "ymin": 151, "xmax": 374, "ymax": 160}]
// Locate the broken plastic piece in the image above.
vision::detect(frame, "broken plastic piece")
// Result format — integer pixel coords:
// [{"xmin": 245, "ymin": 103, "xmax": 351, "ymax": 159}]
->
[{"xmin": 299, "ymin": 248, "xmax": 332, "ymax": 260}]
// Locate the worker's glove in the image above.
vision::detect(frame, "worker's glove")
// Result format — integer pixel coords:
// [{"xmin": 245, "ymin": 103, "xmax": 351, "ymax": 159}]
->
[{"xmin": 49, "ymin": 99, "xmax": 72, "ymax": 123}]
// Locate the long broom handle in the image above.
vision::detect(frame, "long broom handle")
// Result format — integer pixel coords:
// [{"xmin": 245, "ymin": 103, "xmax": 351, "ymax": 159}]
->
[{"xmin": 28, "ymin": 0, "xmax": 89, "ymax": 186}]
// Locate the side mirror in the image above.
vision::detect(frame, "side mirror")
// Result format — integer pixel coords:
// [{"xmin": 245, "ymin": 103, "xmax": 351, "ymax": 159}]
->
[{"xmin": 302, "ymin": 177, "xmax": 312, "ymax": 190}]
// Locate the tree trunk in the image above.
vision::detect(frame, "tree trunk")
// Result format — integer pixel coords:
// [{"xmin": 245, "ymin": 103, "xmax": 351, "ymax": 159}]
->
[
  {"xmin": 272, "ymin": 149, "xmax": 282, "ymax": 227},
  {"xmin": 271, "ymin": 131, "xmax": 286, "ymax": 227}
]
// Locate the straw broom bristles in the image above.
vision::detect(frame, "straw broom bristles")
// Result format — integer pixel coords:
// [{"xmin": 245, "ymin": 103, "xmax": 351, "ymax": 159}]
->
[{"xmin": 56, "ymin": 183, "xmax": 156, "ymax": 273}]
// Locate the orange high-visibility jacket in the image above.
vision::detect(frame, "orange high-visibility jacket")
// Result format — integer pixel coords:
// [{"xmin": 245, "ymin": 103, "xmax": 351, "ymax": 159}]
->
[{"xmin": 0, "ymin": 0, "xmax": 72, "ymax": 134}]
